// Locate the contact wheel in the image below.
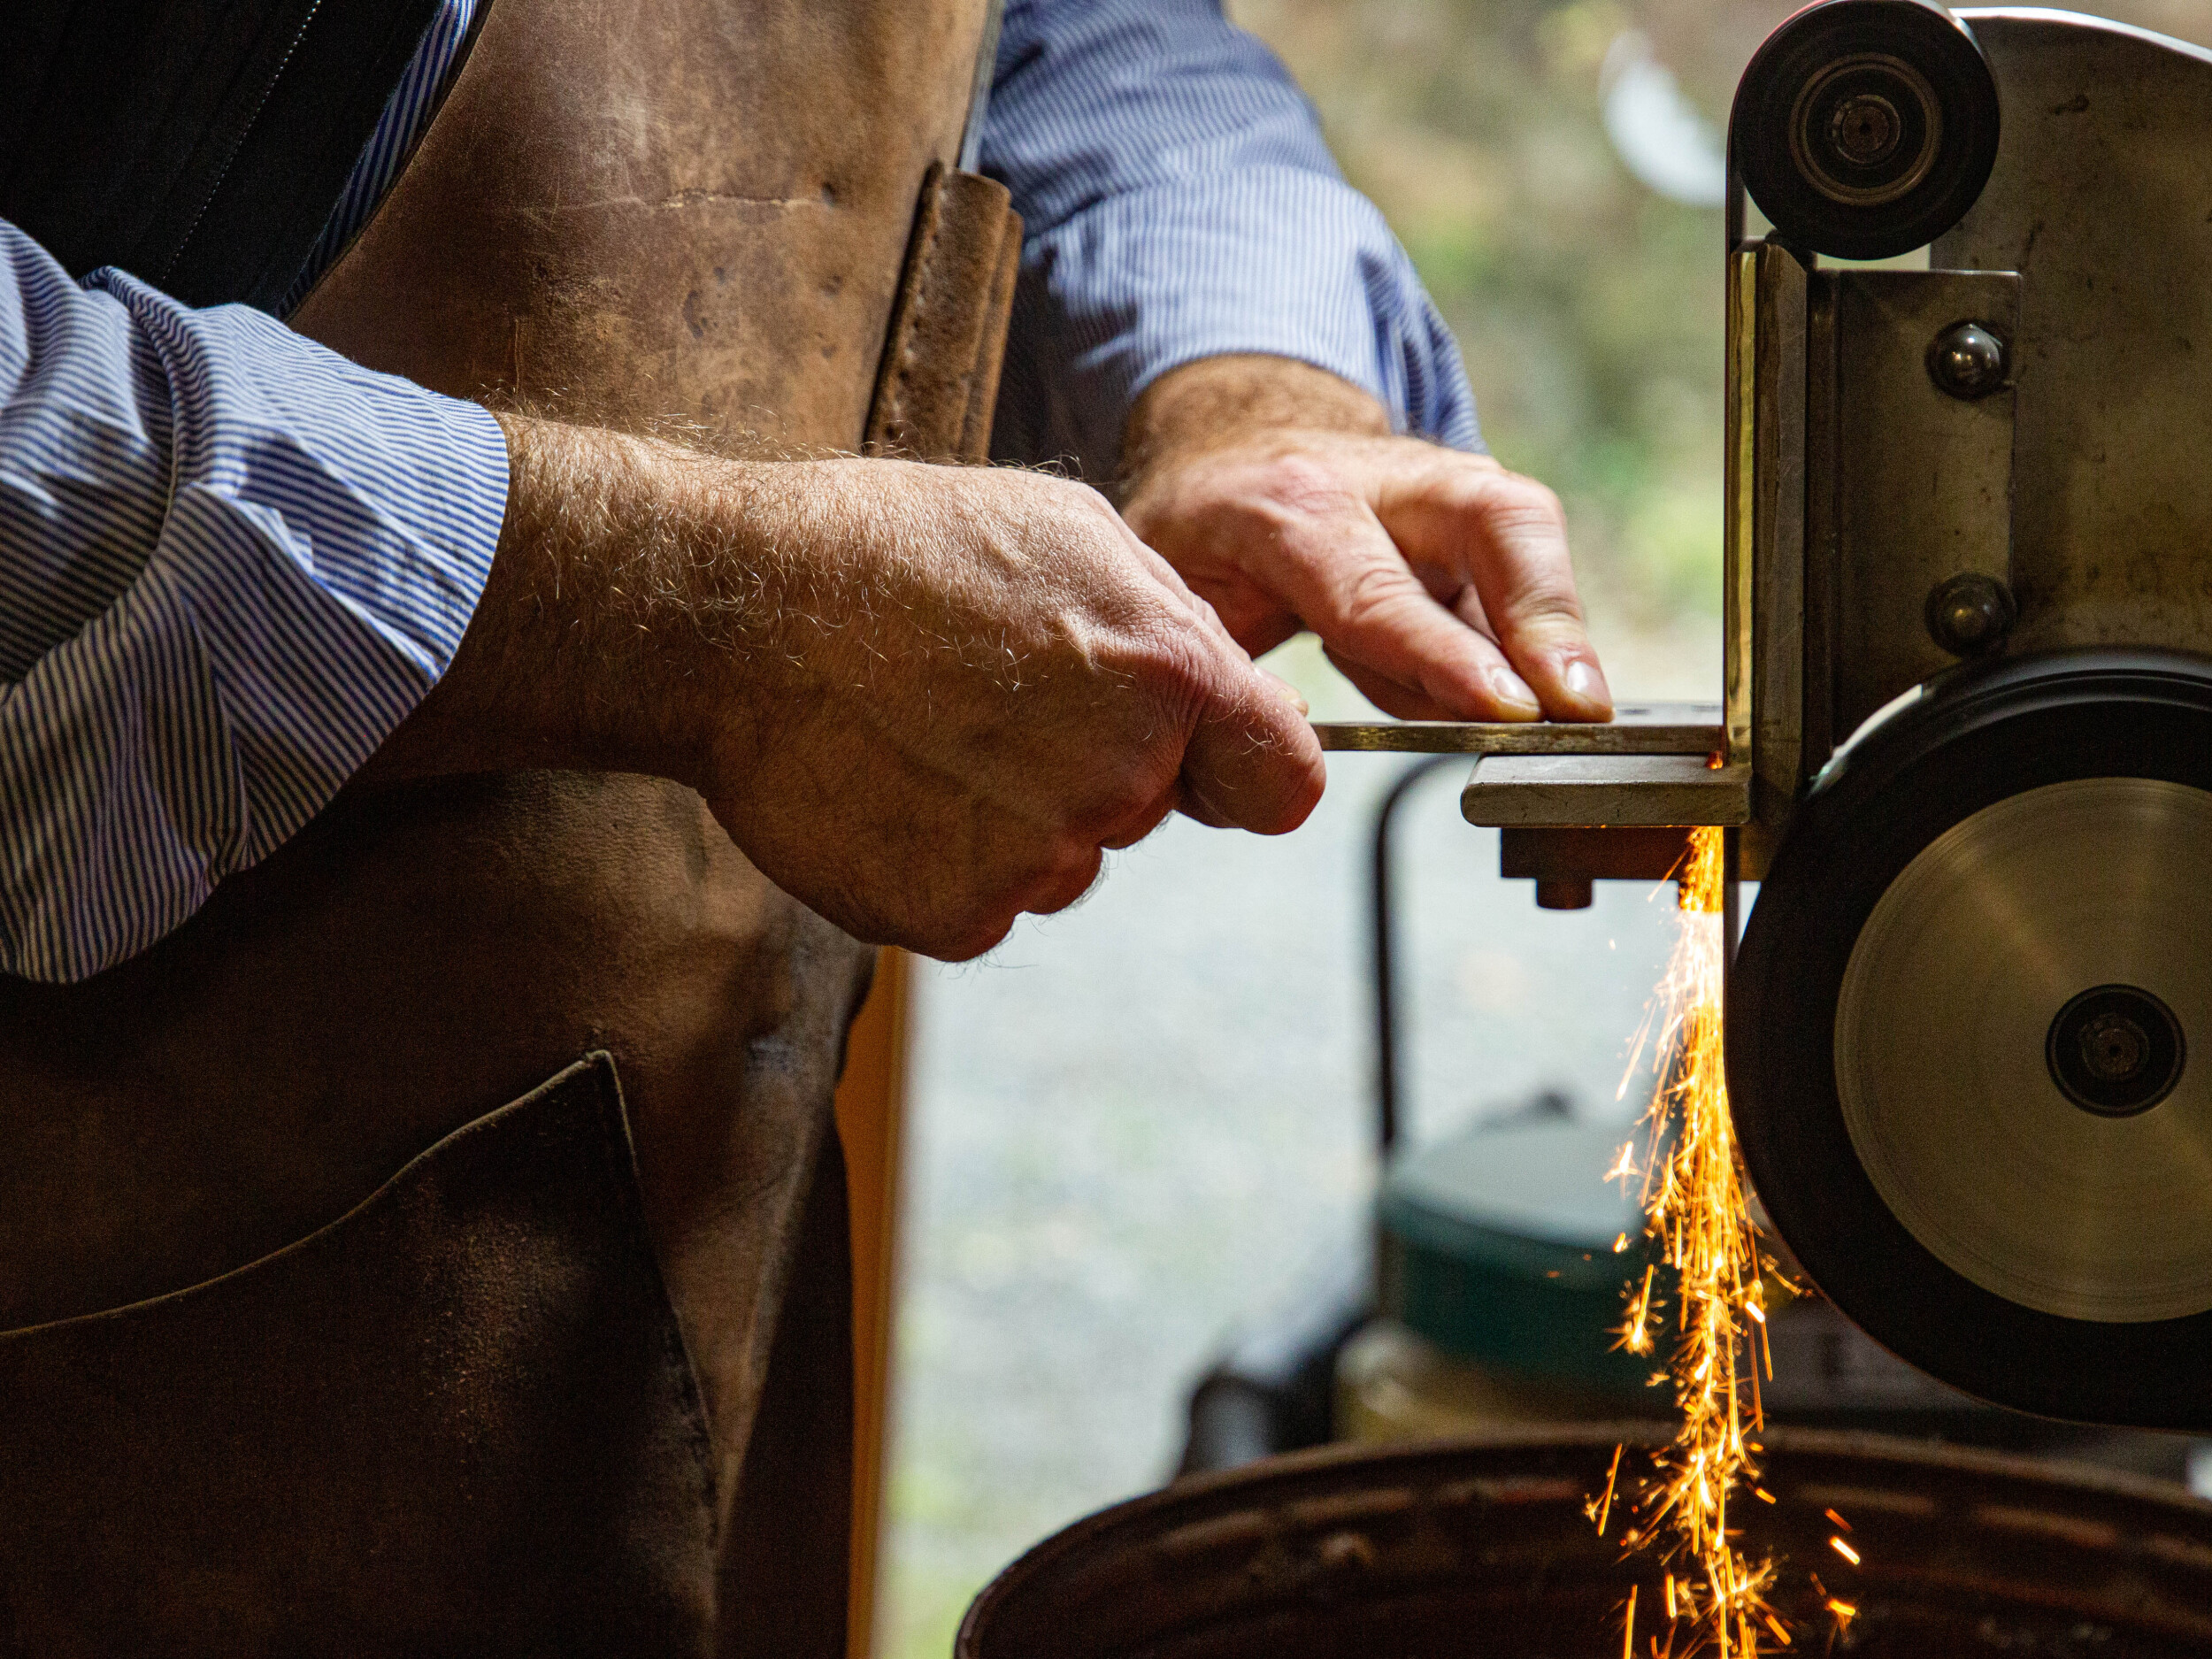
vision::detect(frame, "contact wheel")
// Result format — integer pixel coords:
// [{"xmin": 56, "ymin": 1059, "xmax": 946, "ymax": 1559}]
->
[
  {"xmin": 1732, "ymin": 0, "xmax": 2000, "ymax": 260},
  {"xmin": 1731, "ymin": 650, "xmax": 2212, "ymax": 1426}
]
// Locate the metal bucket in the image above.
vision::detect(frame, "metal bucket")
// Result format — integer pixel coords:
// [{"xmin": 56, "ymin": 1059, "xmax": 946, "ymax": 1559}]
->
[{"xmin": 958, "ymin": 1427, "xmax": 2212, "ymax": 1656}]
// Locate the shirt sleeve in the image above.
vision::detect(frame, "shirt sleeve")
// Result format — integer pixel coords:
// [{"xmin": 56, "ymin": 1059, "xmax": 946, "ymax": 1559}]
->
[
  {"xmin": 980, "ymin": 0, "xmax": 1484, "ymax": 477},
  {"xmin": 0, "ymin": 220, "xmax": 508, "ymax": 982}
]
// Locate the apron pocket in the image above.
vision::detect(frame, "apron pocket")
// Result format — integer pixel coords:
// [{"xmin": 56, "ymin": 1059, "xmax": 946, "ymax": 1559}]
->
[{"xmin": 0, "ymin": 1051, "xmax": 717, "ymax": 1659}]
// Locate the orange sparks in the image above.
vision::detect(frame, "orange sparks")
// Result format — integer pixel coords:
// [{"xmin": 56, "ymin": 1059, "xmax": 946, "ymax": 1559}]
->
[
  {"xmin": 1593, "ymin": 826, "xmax": 1786, "ymax": 1653},
  {"xmin": 1591, "ymin": 1443, "xmax": 1626, "ymax": 1536},
  {"xmin": 1826, "ymin": 1599, "xmax": 1858, "ymax": 1632},
  {"xmin": 1823, "ymin": 1509, "xmax": 1851, "ymax": 1532},
  {"xmin": 1829, "ymin": 1537, "xmax": 1861, "ymax": 1567},
  {"xmin": 1623, "ymin": 1585, "xmax": 1639, "ymax": 1659},
  {"xmin": 1617, "ymin": 1263, "xmax": 1660, "ymax": 1356}
]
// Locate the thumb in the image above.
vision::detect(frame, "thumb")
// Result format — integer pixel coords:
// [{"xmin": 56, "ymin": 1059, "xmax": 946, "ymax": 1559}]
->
[{"xmin": 1176, "ymin": 651, "xmax": 1326, "ymax": 835}]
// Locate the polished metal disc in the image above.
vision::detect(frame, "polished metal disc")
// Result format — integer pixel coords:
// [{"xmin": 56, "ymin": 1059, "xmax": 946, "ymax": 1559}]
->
[{"xmin": 1835, "ymin": 777, "xmax": 2212, "ymax": 1324}]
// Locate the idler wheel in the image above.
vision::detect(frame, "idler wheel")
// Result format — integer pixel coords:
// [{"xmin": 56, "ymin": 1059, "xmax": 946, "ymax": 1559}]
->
[
  {"xmin": 1732, "ymin": 0, "xmax": 2000, "ymax": 259},
  {"xmin": 1730, "ymin": 649, "xmax": 2212, "ymax": 1427}
]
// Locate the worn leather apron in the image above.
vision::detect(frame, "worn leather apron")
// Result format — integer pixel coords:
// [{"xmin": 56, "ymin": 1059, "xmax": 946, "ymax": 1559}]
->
[{"xmin": 0, "ymin": 2, "xmax": 1015, "ymax": 1653}]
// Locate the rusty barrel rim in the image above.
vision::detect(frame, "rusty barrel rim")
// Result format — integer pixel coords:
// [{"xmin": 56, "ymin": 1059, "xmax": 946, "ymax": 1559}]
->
[{"xmin": 958, "ymin": 1425, "xmax": 2212, "ymax": 1657}]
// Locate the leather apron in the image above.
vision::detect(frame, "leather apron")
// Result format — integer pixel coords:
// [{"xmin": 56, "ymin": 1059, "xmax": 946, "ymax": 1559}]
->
[{"xmin": 0, "ymin": 2, "xmax": 1015, "ymax": 1653}]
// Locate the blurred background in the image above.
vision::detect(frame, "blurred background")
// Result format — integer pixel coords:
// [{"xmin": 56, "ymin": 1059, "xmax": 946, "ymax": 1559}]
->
[{"xmin": 874, "ymin": 3, "xmax": 2212, "ymax": 1654}]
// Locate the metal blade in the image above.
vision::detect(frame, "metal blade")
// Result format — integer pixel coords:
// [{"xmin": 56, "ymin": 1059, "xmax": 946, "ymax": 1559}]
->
[{"xmin": 1313, "ymin": 702, "xmax": 1723, "ymax": 755}]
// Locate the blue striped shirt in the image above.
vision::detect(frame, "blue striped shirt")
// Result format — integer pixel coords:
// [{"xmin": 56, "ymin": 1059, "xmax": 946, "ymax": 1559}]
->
[
  {"xmin": 986, "ymin": 0, "xmax": 1481, "ymax": 472},
  {"xmin": 0, "ymin": 0, "xmax": 1477, "ymax": 982}
]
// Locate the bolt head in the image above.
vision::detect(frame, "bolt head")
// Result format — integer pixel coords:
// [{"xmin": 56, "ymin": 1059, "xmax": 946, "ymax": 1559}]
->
[
  {"xmin": 1928, "ymin": 321, "xmax": 2009, "ymax": 400},
  {"xmin": 1924, "ymin": 572, "xmax": 2017, "ymax": 657}
]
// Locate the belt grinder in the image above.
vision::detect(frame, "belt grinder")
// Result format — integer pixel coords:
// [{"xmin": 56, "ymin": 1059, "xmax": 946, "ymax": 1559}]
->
[{"xmin": 1321, "ymin": 2, "xmax": 2212, "ymax": 1429}]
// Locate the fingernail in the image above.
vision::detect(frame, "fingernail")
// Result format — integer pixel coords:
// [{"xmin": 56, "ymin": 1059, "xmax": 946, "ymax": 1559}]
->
[
  {"xmin": 1564, "ymin": 658, "xmax": 1612, "ymax": 708},
  {"xmin": 1491, "ymin": 667, "xmax": 1540, "ymax": 711},
  {"xmin": 1262, "ymin": 669, "xmax": 1310, "ymax": 715}
]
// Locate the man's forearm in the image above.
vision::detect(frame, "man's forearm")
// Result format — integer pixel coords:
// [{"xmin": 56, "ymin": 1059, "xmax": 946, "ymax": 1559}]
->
[{"xmin": 365, "ymin": 415, "xmax": 757, "ymax": 790}]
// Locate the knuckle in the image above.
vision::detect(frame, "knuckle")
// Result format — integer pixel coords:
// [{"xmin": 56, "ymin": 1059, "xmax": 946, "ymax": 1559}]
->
[
  {"xmin": 1486, "ymin": 472, "xmax": 1567, "ymax": 530},
  {"xmin": 1116, "ymin": 614, "xmax": 1219, "ymax": 715},
  {"xmin": 1050, "ymin": 476, "xmax": 1119, "ymax": 527},
  {"xmin": 977, "ymin": 833, "xmax": 1105, "ymax": 927},
  {"xmin": 1032, "ymin": 846, "xmax": 1106, "ymax": 916},
  {"xmin": 998, "ymin": 466, "xmax": 1118, "ymax": 537},
  {"xmin": 942, "ymin": 921, "xmax": 1015, "ymax": 963},
  {"xmin": 1333, "ymin": 557, "xmax": 1428, "ymax": 633},
  {"xmin": 1041, "ymin": 469, "xmax": 1118, "ymax": 518},
  {"xmin": 1253, "ymin": 452, "xmax": 1361, "ymax": 519},
  {"xmin": 933, "ymin": 898, "xmax": 1018, "ymax": 963}
]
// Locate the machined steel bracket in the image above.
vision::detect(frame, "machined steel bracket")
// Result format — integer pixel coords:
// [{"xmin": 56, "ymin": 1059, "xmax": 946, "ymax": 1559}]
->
[
  {"xmin": 1946, "ymin": 10, "xmax": 2212, "ymax": 664},
  {"xmin": 1816, "ymin": 266, "xmax": 2020, "ymax": 744},
  {"xmin": 1463, "ymin": 754, "xmax": 1750, "ymax": 827}
]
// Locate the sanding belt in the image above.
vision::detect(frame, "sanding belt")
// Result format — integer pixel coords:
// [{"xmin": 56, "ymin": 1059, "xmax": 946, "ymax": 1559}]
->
[{"xmin": 0, "ymin": 0, "xmax": 1015, "ymax": 1653}]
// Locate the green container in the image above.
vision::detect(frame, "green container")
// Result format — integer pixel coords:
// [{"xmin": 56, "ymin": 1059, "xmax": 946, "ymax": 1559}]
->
[{"xmin": 1377, "ymin": 1119, "xmax": 1671, "ymax": 1395}]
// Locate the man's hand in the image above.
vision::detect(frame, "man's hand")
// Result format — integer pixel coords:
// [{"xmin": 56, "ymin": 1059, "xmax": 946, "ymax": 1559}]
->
[
  {"xmin": 1118, "ymin": 355, "xmax": 1613, "ymax": 723},
  {"xmin": 370, "ymin": 415, "xmax": 1324, "ymax": 959}
]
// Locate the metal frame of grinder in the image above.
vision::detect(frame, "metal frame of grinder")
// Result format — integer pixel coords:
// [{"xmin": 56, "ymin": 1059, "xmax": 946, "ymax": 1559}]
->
[{"xmin": 1322, "ymin": 3, "xmax": 2212, "ymax": 1427}]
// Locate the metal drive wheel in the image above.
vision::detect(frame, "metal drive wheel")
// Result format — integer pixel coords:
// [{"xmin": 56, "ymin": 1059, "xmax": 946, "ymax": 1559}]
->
[
  {"xmin": 1732, "ymin": 0, "xmax": 2000, "ymax": 260},
  {"xmin": 1731, "ymin": 650, "xmax": 2212, "ymax": 1426}
]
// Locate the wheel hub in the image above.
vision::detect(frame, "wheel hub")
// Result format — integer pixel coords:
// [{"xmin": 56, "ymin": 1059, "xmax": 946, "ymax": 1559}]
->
[{"xmin": 2047, "ymin": 983, "xmax": 2186, "ymax": 1118}]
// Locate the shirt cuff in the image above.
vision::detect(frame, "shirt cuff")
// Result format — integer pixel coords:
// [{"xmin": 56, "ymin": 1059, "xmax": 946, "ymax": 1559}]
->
[
  {"xmin": 0, "ymin": 277, "xmax": 507, "ymax": 981},
  {"xmin": 993, "ymin": 166, "xmax": 1483, "ymax": 477}
]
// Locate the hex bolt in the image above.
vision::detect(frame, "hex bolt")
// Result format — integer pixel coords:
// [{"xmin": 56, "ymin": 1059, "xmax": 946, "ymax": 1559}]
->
[
  {"xmin": 1924, "ymin": 572, "xmax": 2017, "ymax": 657},
  {"xmin": 1928, "ymin": 321, "xmax": 2009, "ymax": 399}
]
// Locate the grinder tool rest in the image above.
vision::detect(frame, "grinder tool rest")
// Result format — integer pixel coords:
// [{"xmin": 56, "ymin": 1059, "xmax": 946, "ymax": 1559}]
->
[{"xmin": 1320, "ymin": 0, "xmax": 2212, "ymax": 1428}]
